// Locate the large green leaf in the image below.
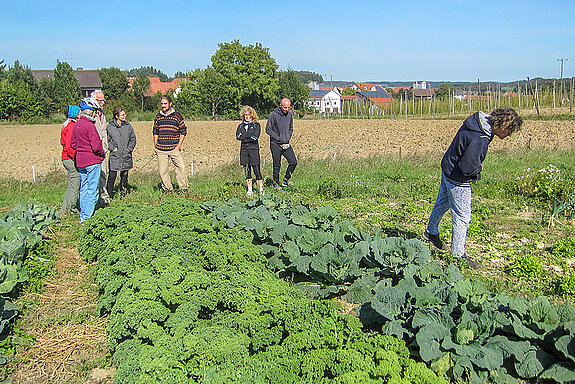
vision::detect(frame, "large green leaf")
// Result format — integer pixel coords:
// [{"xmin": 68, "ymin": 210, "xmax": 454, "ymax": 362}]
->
[
  {"xmin": 381, "ymin": 320, "xmax": 407, "ymax": 339},
  {"xmin": 483, "ymin": 336, "xmax": 531, "ymax": 361},
  {"xmin": 554, "ymin": 332, "xmax": 575, "ymax": 362},
  {"xmin": 412, "ymin": 307, "xmax": 455, "ymax": 330},
  {"xmin": 416, "ymin": 323, "xmax": 451, "ymax": 362},
  {"xmin": 0, "ymin": 297, "xmax": 19, "ymax": 321},
  {"xmin": 343, "ymin": 274, "xmax": 377, "ymax": 304},
  {"xmin": 469, "ymin": 344, "xmax": 504, "ymax": 370},
  {"xmin": 454, "ymin": 279, "xmax": 489, "ymax": 304},
  {"xmin": 529, "ymin": 296, "xmax": 560, "ymax": 325},
  {"xmin": 371, "ymin": 279, "xmax": 406, "ymax": 321},
  {"xmin": 282, "ymin": 240, "xmax": 300, "ymax": 259},
  {"xmin": 290, "ymin": 256, "xmax": 312, "ymax": 275},
  {"xmin": 0, "ymin": 263, "xmax": 26, "ymax": 294},
  {"xmin": 514, "ymin": 348, "xmax": 554, "ymax": 379},
  {"xmin": 540, "ymin": 362, "xmax": 575, "ymax": 383}
]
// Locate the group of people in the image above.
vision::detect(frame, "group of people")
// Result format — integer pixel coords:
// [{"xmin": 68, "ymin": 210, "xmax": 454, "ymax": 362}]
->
[
  {"xmin": 60, "ymin": 90, "xmax": 524, "ymax": 269},
  {"xmin": 58, "ymin": 93, "xmax": 299, "ymax": 222},
  {"xmin": 235, "ymin": 97, "xmax": 298, "ymax": 196},
  {"xmin": 59, "ymin": 91, "xmax": 136, "ymax": 222}
]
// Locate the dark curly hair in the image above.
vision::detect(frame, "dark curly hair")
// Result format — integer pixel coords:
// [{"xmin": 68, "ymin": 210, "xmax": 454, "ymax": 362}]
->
[{"xmin": 489, "ymin": 108, "xmax": 523, "ymax": 134}]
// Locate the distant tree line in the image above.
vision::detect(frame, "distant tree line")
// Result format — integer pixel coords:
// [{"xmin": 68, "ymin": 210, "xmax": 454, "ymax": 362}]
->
[{"xmin": 0, "ymin": 41, "xmax": 320, "ymax": 122}]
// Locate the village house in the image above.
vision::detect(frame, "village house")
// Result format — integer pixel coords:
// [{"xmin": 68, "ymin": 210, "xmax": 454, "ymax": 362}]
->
[
  {"xmin": 308, "ymin": 88, "xmax": 342, "ymax": 114},
  {"xmin": 31, "ymin": 68, "xmax": 102, "ymax": 97},
  {"xmin": 127, "ymin": 76, "xmax": 184, "ymax": 97}
]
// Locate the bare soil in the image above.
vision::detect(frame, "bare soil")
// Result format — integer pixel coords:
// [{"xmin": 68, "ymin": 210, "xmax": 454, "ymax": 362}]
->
[{"xmin": 1, "ymin": 118, "xmax": 574, "ymax": 181}]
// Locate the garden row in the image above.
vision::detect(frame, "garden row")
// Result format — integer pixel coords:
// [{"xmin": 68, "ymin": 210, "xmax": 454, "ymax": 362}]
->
[
  {"xmin": 0, "ymin": 203, "xmax": 56, "ymax": 363},
  {"xmin": 80, "ymin": 196, "xmax": 575, "ymax": 383},
  {"xmin": 205, "ymin": 195, "xmax": 575, "ymax": 384},
  {"xmin": 79, "ymin": 199, "xmax": 445, "ymax": 384}
]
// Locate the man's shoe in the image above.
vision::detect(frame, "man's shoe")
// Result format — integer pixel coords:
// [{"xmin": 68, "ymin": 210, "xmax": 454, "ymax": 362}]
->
[
  {"xmin": 282, "ymin": 179, "xmax": 291, "ymax": 187},
  {"xmin": 423, "ymin": 230, "xmax": 446, "ymax": 250},
  {"xmin": 460, "ymin": 255, "xmax": 482, "ymax": 269},
  {"xmin": 246, "ymin": 190, "xmax": 253, "ymax": 197}
]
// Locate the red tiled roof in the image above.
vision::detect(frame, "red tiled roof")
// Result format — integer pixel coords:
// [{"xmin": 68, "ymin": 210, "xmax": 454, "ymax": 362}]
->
[{"xmin": 147, "ymin": 77, "xmax": 183, "ymax": 96}]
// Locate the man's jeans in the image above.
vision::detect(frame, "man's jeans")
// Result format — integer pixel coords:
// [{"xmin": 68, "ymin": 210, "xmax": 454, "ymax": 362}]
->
[
  {"xmin": 426, "ymin": 174, "xmax": 472, "ymax": 258},
  {"xmin": 78, "ymin": 163, "xmax": 102, "ymax": 222}
]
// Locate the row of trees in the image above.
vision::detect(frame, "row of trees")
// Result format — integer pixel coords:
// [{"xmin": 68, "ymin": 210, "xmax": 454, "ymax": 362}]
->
[
  {"xmin": 0, "ymin": 60, "xmax": 80, "ymax": 120},
  {"xmin": 0, "ymin": 59, "xmax": 158, "ymax": 121},
  {"xmin": 0, "ymin": 41, "xmax": 319, "ymax": 121},
  {"xmin": 175, "ymin": 40, "xmax": 311, "ymax": 118}
]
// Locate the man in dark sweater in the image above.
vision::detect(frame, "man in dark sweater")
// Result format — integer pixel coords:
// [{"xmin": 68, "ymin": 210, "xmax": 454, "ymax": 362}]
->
[
  {"xmin": 424, "ymin": 108, "xmax": 523, "ymax": 269},
  {"xmin": 266, "ymin": 98, "xmax": 298, "ymax": 187},
  {"xmin": 153, "ymin": 95, "xmax": 189, "ymax": 192}
]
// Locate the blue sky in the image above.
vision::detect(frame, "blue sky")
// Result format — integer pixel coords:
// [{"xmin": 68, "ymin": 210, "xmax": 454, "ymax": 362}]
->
[{"xmin": 2, "ymin": 0, "xmax": 573, "ymax": 82}]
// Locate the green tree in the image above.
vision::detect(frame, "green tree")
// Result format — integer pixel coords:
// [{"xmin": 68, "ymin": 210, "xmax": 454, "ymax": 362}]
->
[
  {"xmin": 435, "ymin": 83, "xmax": 455, "ymax": 100},
  {"xmin": 37, "ymin": 77, "xmax": 57, "ymax": 116},
  {"xmin": 342, "ymin": 87, "xmax": 357, "ymax": 96},
  {"xmin": 5, "ymin": 60, "xmax": 36, "ymax": 89},
  {"xmin": 0, "ymin": 59, "xmax": 7, "ymax": 80},
  {"xmin": 131, "ymin": 76, "xmax": 151, "ymax": 111},
  {"xmin": 54, "ymin": 61, "xmax": 81, "ymax": 111},
  {"xmin": 211, "ymin": 40, "xmax": 279, "ymax": 113},
  {"xmin": 99, "ymin": 67, "xmax": 128, "ymax": 100},
  {"xmin": 126, "ymin": 66, "xmax": 168, "ymax": 82},
  {"xmin": 294, "ymin": 71, "xmax": 324, "ymax": 84},
  {"xmin": 0, "ymin": 80, "xmax": 42, "ymax": 120},
  {"xmin": 176, "ymin": 67, "xmax": 231, "ymax": 117},
  {"xmin": 278, "ymin": 70, "xmax": 310, "ymax": 113},
  {"xmin": 173, "ymin": 71, "xmax": 188, "ymax": 79}
]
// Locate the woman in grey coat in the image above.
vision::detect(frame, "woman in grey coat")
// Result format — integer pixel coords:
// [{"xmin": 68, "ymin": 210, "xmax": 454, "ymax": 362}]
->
[{"xmin": 106, "ymin": 108, "xmax": 137, "ymax": 198}]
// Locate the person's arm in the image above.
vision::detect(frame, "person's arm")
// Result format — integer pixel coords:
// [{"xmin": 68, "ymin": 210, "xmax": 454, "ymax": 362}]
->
[
  {"xmin": 236, "ymin": 123, "xmax": 248, "ymax": 140},
  {"xmin": 128, "ymin": 123, "xmax": 137, "ymax": 152},
  {"xmin": 90, "ymin": 126, "xmax": 106, "ymax": 157},
  {"xmin": 107, "ymin": 124, "xmax": 117, "ymax": 152},
  {"xmin": 288, "ymin": 114, "xmax": 293, "ymax": 142},
  {"xmin": 251, "ymin": 122, "xmax": 261, "ymax": 141},
  {"xmin": 457, "ymin": 141, "xmax": 485, "ymax": 177},
  {"xmin": 265, "ymin": 115, "xmax": 280, "ymax": 142},
  {"xmin": 176, "ymin": 114, "xmax": 187, "ymax": 150},
  {"xmin": 63, "ymin": 122, "xmax": 76, "ymax": 159},
  {"xmin": 175, "ymin": 134, "xmax": 185, "ymax": 151}
]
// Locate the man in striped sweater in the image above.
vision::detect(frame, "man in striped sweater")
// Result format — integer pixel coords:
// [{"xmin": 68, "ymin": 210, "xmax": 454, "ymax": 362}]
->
[{"xmin": 153, "ymin": 95, "xmax": 189, "ymax": 192}]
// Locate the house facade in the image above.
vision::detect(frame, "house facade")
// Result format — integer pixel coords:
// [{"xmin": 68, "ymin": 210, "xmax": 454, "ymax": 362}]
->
[
  {"xmin": 31, "ymin": 68, "xmax": 102, "ymax": 97},
  {"xmin": 309, "ymin": 89, "xmax": 342, "ymax": 114}
]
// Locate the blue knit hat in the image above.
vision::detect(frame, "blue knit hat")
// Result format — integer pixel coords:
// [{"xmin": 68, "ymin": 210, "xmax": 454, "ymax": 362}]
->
[{"xmin": 67, "ymin": 105, "xmax": 81, "ymax": 119}]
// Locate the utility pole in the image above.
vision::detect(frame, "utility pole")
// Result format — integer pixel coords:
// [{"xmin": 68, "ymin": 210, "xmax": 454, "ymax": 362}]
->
[
  {"xmin": 558, "ymin": 58, "xmax": 568, "ymax": 103},
  {"xmin": 325, "ymin": 74, "xmax": 333, "ymax": 88}
]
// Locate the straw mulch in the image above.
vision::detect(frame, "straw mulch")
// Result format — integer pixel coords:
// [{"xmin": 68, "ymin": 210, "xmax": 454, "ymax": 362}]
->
[{"xmin": 11, "ymin": 234, "xmax": 113, "ymax": 384}]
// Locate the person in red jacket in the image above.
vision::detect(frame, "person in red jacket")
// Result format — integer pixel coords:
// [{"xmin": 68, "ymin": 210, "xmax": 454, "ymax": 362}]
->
[
  {"xmin": 70, "ymin": 98, "xmax": 105, "ymax": 222},
  {"xmin": 59, "ymin": 105, "xmax": 81, "ymax": 217}
]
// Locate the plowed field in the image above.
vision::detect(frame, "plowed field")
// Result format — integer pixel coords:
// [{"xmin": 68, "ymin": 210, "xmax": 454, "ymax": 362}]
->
[{"xmin": 1, "ymin": 118, "xmax": 574, "ymax": 181}]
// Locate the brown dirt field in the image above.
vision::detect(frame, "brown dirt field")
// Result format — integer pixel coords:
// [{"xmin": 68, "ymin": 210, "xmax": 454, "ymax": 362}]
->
[{"xmin": 1, "ymin": 118, "xmax": 574, "ymax": 181}]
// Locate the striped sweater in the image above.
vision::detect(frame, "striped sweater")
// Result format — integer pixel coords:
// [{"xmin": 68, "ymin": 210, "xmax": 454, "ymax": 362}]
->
[{"xmin": 153, "ymin": 109, "xmax": 187, "ymax": 151}]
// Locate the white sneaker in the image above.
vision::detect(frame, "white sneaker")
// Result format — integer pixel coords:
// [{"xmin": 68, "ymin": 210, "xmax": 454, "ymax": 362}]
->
[
  {"xmin": 246, "ymin": 190, "xmax": 253, "ymax": 197},
  {"xmin": 259, "ymin": 189, "xmax": 264, "ymax": 196}
]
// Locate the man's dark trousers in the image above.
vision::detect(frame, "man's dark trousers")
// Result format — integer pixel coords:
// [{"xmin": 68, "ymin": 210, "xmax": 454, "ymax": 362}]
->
[{"xmin": 270, "ymin": 141, "xmax": 297, "ymax": 185}]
